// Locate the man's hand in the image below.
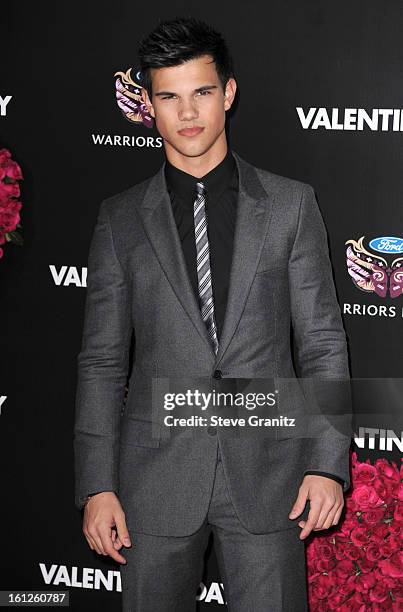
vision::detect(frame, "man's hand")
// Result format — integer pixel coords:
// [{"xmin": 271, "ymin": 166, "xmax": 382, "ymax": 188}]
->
[
  {"xmin": 288, "ymin": 475, "xmax": 344, "ymax": 540},
  {"xmin": 82, "ymin": 492, "xmax": 132, "ymax": 563}
]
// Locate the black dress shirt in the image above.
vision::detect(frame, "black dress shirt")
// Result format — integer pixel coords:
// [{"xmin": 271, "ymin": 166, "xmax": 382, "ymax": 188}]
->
[{"xmin": 164, "ymin": 148, "xmax": 345, "ymax": 489}]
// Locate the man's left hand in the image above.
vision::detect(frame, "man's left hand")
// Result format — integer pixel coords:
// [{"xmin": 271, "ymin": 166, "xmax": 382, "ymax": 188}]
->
[{"xmin": 288, "ymin": 475, "xmax": 344, "ymax": 540}]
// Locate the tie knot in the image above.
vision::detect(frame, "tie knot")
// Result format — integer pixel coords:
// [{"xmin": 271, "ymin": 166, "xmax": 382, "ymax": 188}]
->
[{"xmin": 196, "ymin": 181, "xmax": 206, "ymax": 196}]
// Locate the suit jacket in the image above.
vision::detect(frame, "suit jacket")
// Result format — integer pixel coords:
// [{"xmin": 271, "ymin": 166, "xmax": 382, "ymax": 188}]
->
[{"xmin": 74, "ymin": 150, "xmax": 352, "ymax": 536}]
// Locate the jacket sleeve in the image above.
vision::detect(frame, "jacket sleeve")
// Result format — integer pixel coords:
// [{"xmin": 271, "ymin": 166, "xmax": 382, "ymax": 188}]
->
[
  {"xmin": 288, "ymin": 184, "xmax": 352, "ymax": 491},
  {"xmin": 73, "ymin": 200, "xmax": 132, "ymax": 510}
]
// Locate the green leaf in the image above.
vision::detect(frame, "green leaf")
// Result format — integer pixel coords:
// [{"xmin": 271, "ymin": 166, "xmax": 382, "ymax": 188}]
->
[{"xmin": 6, "ymin": 230, "xmax": 24, "ymax": 246}]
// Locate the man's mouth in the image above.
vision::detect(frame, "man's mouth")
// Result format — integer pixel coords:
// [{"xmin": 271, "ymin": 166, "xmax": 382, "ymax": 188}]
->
[{"xmin": 178, "ymin": 127, "xmax": 205, "ymax": 137}]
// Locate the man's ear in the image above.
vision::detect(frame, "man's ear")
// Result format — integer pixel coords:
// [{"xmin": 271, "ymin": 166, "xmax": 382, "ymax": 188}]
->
[
  {"xmin": 224, "ymin": 78, "xmax": 237, "ymax": 111},
  {"xmin": 141, "ymin": 88, "xmax": 155, "ymax": 118}
]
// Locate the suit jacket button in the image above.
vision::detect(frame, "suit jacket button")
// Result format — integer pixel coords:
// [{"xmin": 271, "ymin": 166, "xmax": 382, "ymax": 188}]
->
[
  {"xmin": 207, "ymin": 426, "xmax": 217, "ymax": 436},
  {"xmin": 213, "ymin": 369, "xmax": 223, "ymax": 379}
]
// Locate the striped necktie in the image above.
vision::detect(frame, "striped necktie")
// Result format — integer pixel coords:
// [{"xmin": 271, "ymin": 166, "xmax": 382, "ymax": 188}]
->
[{"xmin": 193, "ymin": 181, "xmax": 219, "ymax": 355}]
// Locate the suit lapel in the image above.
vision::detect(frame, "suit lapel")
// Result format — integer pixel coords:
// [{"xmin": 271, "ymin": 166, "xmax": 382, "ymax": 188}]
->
[
  {"xmin": 135, "ymin": 150, "xmax": 275, "ymax": 363},
  {"xmin": 215, "ymin": 151, "xmax": 275, "ymax": 365},
  {"xmin": 136, "ymin": 164, "xmax": 214, "ymax": 353}
]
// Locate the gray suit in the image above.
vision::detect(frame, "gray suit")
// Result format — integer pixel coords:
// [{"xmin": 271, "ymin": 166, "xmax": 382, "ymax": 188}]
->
[{"xmin": 74, "ymin": 151, "xmax": 351, "ymax": 540}]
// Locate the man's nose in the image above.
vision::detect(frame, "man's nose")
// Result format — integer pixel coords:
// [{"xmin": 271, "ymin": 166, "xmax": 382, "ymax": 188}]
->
[{"xmin": 178, "ymin": 99, "xmax": 198, "ymax": 121}]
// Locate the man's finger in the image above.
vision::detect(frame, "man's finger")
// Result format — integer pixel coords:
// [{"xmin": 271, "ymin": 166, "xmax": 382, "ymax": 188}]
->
[
  {"xmin": 113, "ymin": 536, "xmax": 123, "ymax": 550},
  {"xmin": 332, "ymin": 503, "xmax": 344, "ymax": 526},
  {"xmin": 298, "ymin": 501, "xmax": 322, "ymax": 539},
  {"xmin": 115, "ymin": 512, "xmax": 132, "ymax": 548},
  {"xmin": 314, "ymin": 503, "xmax": 339, "ymax": 531},
  {"xmin": 98, "ymin": 525, "xmax": 128, "ymax": 564},
  {"xmin": 288, "ymin": 486, "xmax": 308, "ymax": 519},
  {"xmin": 84, "ymin": 526, "xmax": 104, "ymax": 555},
  {"xmin": 320, "ymin": 506, "xmax": 340, "ymax": 530},
  {"xmin": 313, "ymin": 499, "xmax": 337, "ymax": 530}
]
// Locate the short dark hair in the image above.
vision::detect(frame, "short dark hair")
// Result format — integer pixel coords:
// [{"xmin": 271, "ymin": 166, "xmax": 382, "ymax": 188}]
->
[{"xmin": 138, "ymin": 17, "xmax": 235, "ymax": 98}]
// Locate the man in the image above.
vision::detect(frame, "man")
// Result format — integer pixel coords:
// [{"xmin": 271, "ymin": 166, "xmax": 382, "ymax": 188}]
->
[{"xmin": 74, "ymin": 17, "xmax": 352, "ymax": 612}]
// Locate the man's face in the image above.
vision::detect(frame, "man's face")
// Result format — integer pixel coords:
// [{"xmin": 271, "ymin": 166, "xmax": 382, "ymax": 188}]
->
[{"xmin": 142, "ymin": 55, "xmax": 237, "ymax": 159}]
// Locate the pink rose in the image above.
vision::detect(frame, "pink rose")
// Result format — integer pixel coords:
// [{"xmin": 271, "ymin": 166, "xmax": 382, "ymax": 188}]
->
[
  {"xmin": 369, "ymin": 582, "xmax": 390, "ymax": 603},
  {"xmin": 343, "ymin": 544, "xmax": 361, "ymax": 561},
  {"xmin": 391, "ymin": 586, "xmax": 403, "ymax": 602},
  {"xmin": 361, "ymin": 507, "xmax": 385, "ymax": 525},
  {"xmin": 0, "ymin": 180, "xmax": 20, "ymax": 199},
  {"xmin": 388, "ymin": 523, "xmax": 400, "ymax": 537},
  {"xmin": 358, "ymin": 556, "xmax": 377, "ymax": 573},
  {"xmin": 366, "ymin": 542, "xmax": 383, "ymax": 562},
  {"xmin": 394, "ymin": 502, "xmax": 403, "ymax": 524},
  {"xmin": 380, "ymin": 536, "xmax": 400, "ymax": 556},
  {"xmin": 316, "ymin": 557, "xmax": 336, "ymax": 572},
  {"xmin": 0, "ymin": 149, "xmax": 11, "ymax": 165},
  {"xmin": 316, "ymin": 542, "xmax": 334, "ymax": 560},
  {"xmin": 378, "ymin": 551, "xmax": 403, "ymax": 578},
  {"xmin": 375, "ymin": 458, "xmax": 400, "ymax": 483},
  {"xmin": 372, "ymin": 523, "xmax": 390, "ymax": 540},
  {"xmin": 355, "ymin": 462, "xmax": 377, "ymax": 484},
  {"xmin": 4, "ymin": 159, "xmax": 23, "ymax": 180},
  {"xmin": 373, "ymin": 477, "xmax": 393, "ymax": 503},
  {"xmin": 350, "ymin": 526, "xmax": 371, "ymax": 546},
  {"xmin": 0, "ymin": 199, "xmax": 22, "ymax": 233},
  {"xmin": 334, "ymin": 559, "xmax": 356, "ymax": 580},
  {"xmin": 355, "ymin": 571, "xmax": 376, "ymax": 591},
  {"xmin": 352, "ymin": 484, "xmax": 383, "ymax": 510},
  {"xmin": 311, "ymin": 574, "xmax": 334, "ymax": 599},
  {"xmin": 327, "ymin": 593, "xmax": 347, "ymax": 609}
]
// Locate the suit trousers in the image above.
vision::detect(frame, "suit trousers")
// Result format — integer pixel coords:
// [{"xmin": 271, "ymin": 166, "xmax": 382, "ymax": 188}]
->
[{"xmin": 120, "ymin": 441, "xmax": 308, "ymax": 612}]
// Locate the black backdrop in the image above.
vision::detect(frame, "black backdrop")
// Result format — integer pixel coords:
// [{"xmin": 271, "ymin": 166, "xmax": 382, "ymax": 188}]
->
[{"xmin": 1, "ymin": 1, "xmax": 402, "ymax": 610}]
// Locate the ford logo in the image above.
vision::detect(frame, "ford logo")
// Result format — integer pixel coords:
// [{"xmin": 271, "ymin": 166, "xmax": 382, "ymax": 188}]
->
[{"xmin": 369, "ymin": 236, "xmax": 403, "ymax": 254}]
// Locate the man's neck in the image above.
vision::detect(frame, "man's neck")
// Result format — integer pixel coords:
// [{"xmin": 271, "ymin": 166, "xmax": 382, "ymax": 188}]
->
[{"xmin": 164, "ymin": 140, "xmax": 228, "ymax": 178}]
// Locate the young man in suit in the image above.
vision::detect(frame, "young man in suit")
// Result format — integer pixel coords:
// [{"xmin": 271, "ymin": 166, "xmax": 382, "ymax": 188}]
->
[{"xmin": 74, "ymin": 17, "xmax": 352, "ymax": 611}]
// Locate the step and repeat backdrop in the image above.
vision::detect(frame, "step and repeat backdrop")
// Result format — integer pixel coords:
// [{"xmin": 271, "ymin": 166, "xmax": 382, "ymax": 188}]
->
[{"xmin": 1, "ymin": 1, "xmax": 402, "ymax": 610}]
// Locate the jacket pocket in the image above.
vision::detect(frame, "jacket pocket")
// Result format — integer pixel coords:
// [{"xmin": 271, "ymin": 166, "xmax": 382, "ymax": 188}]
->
[{"xmin": 120, "ymin": 416, "xmax": 161, "ymax": 448}]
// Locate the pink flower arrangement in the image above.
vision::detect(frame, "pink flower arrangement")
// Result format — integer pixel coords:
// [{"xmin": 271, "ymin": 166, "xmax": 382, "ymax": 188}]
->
[
  {"xmin": 0, "ymin": 148, "xmax": 24, "ymax": 259},
  {"xmin": 307, "ymin": 451, "xmax": 403, "ymax": 610}
]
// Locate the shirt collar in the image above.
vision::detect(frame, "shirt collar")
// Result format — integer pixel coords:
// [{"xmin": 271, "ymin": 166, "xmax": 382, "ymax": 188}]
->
[{"xmin": 164, "ymin": 148, "xmax": 237, "ymax": 205}]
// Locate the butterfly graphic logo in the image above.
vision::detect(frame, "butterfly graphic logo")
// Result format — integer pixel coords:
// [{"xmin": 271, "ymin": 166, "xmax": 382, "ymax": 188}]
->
[
  {"xmin": 114, "ymin": 68, "xmax": 154, "ymax": 128},
  {"xmin": 346, "ymin": 236, "xmax": 403, "ymax": 298}
]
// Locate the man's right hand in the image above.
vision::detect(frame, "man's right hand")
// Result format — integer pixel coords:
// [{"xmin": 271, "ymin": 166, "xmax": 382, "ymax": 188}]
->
[{"xmin": 82, "ymin": 492, "xmax": 132, "ymax": 564}]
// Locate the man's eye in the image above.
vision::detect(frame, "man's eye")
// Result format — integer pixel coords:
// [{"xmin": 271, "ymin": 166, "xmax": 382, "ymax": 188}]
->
[
  {"xmin": 161, "ymin": 95, "xmax": 176, "ymax": 100},
  {"xmin": 197, "ymin": 90, "xmax": 211, "ymax": 96}
]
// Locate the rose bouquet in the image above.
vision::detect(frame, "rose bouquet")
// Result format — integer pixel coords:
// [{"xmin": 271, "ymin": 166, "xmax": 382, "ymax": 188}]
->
[
  {"xmin": 0, "ymin": 148, "xmax": 23, "ymax": 259},
  {"xmin": 307, "ymin": 451, "xmax": 403, "ymax": 610}
]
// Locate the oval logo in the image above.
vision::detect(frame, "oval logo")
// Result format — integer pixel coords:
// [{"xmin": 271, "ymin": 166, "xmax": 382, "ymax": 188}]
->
[{"xmin": 369, "ymin": 236, "xmax": 403, "ymax": 254}]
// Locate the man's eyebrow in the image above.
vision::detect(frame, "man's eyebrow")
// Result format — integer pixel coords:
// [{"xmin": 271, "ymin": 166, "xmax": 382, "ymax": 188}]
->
[{"xmin": 154, "ymin": 85, "xmax": 218, "ymax": 97}]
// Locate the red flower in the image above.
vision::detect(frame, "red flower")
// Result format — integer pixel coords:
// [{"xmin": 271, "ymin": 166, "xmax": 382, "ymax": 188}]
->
[
  {"xmin": 307, "ymin": 452, "xmax": 402, "ymax": 611},
  {"xmin": 375, "ymin": 458, "xmax": 400, "ymax": 483},
  {"xmin": 0, "ymin": 180, "xmax": 20, "ymax": 199},
  {"xmin": 355, "ymin": 462, "xmax": 377, "ymax": 484},
  {"xmin": 394, "ymin": 502, "xmax": 403, "ymax": 523},
  {"xmin": 0, "ymin": 149, "xmax": 11, "ymax": 165},
  {"xmin": 0, "ymin": 148, "xmax": 24, "ymax": 259},
  {"xmin": 4, "ymin": 159, "xmax": 23, "ymax": 180},
  {"xmin": 361, "ymin": 507, "xmax": 385, "ymax": 525},
  {"xmin": 350, "ymin": 526, "xmax": 371, "ymax": 546},
  {"xmin": 0, "ymin": 199, "xmax": 22, "ymax": 233},
  {"xmin": 352, "ymin": 484, "xmax": 383, "ymax": 510},
  {"xmin": 366, "ymin": 542, "xmax": 383, "ymax": 562},
  {"xmin": 311, "ymin": 574, "xmax": 335, "ymax": 599},
  {"xmin": 368, "ymin": 582, "xmax": 390, "ymax": 603},
  {"xmin": 378, "ymin": 551, "xmax": 403, "ymax": 579}
]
